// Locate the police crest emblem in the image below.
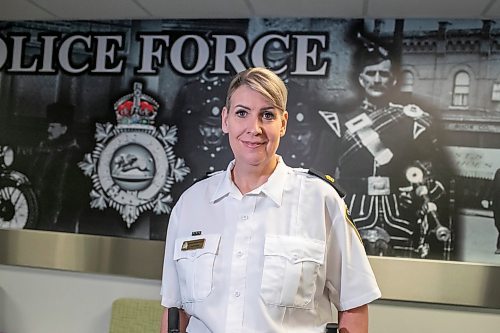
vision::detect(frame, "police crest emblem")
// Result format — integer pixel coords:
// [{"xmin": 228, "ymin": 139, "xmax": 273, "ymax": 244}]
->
[{"xmin": 78, "ymin": 82, "xmax": 190, "ymax": 227}]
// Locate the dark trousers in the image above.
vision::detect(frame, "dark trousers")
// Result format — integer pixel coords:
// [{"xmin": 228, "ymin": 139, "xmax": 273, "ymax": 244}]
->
[{"xmin": 494, "ymin": 209, "xmax": 500, "ymax": 249}]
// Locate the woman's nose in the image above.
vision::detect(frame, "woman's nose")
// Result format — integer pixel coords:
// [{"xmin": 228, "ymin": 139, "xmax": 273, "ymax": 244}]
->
[{"xmin": 247, "ymin": 116, "xmax": 263, "ymax": 134}]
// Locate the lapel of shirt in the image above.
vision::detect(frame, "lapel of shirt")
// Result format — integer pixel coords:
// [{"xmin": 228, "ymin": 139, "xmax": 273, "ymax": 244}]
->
[{"xmin": 210, "ymin": 160, "xmax": 238, "ymax": 203}]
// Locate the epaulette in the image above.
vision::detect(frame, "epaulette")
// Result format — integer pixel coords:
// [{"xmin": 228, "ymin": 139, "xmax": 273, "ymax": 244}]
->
[{"xmin": 307, "ymin": 168, "xmax": 346, "ymax": 198}]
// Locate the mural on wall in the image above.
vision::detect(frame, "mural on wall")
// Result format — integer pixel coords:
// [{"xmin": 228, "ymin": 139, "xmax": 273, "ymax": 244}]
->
[{"xmin": 0, "ymin": 18, "xmax": 499, "ymax": 265}]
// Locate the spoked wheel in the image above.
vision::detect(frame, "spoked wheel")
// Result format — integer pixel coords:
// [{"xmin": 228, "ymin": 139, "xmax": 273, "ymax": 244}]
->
[{"xmin": 0, "ymin": 182, "xmax": 38, "ymax": 229}]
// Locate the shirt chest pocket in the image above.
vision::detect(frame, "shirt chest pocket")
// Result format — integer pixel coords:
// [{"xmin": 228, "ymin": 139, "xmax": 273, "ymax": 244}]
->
[
  {"xmin": 261, "ymin": 235, "xmax": 325, "ymax": 309},
  {"xmin": 173, "ymin": 234, "xmax": 221, "ymax": 303}
]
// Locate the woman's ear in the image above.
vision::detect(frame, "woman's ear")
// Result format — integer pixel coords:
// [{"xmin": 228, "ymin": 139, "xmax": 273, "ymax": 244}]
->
[
  {"xmin": 280, "ymin": 111, "xmax": 288, "ymax": 137},
  {"xmin": 221, "ymin": 106, "xmax": 229, "ymax": 134}
]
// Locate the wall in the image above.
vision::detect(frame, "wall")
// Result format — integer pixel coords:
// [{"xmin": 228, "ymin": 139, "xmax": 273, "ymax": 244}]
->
[
  {"xmin": 2, "ymin": 264, "xmax": 500, "ymax": 333},
  {"xmin": 0, "ymin": 264, "xmax": 160, "ymax": 333}
]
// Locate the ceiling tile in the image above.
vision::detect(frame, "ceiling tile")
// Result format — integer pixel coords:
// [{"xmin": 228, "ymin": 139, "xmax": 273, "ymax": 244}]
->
[
  {"xmin": 483, "ymin": 0, "xmax": 500, "ymax": 18},
  {"xmin": 33, "ymin": 0, "xmax": 150, "ymax": 20},
  {"xmin": 249, "ymin": 0, "xmax": 364, "ymax": 18},
  {"xmin": 368, "ymin": 0, "xmax": 492, "ymax": 18},
  {"xmin": 138, "ymin": 0, "xmax": 251, "ymax": 19},
  {"xmin": 0, "ymin": 0, "xmax": 56, "ymax": 21},
  {"xmin": 0, "ymin": 0, "xmax": 497, "ymax": 25}
]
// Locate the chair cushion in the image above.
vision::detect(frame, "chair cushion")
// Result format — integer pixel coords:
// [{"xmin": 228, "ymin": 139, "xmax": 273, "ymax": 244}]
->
[{"xmin": 109, "ymin": 298, "xmax": 163, "ymax": 333}]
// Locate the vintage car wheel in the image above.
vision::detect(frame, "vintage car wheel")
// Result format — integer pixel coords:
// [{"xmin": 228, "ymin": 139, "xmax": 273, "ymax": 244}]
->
[{"xmin": 0, "ymin": 182, "xmax": 39, "ymax": 229}]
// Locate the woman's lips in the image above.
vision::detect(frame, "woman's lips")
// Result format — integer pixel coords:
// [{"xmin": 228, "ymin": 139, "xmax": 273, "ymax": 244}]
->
[{"xmin": 241, "ymin": 140, "xmax": 265, "ymax": 148}]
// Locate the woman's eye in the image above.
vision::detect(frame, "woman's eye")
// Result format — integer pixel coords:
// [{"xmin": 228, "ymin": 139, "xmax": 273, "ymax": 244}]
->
[
  {"xmin": 235, "ymin": 110, "xmax": 247, "ymax": 117},
  {"xmin": 262, "ymin": 111, "xmax": 276, "ymax": 120}
]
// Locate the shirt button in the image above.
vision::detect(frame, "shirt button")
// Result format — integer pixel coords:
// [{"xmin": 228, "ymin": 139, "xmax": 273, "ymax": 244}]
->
[
  {"xmin": 236, "ymin": 250, "xmax": 244, "ymax": 257},
  {"xmin": 234, "ymin": 291, "xmax": 241, "ymax": 297},
  {"xmin": 241, "ymin": 215, "xmax": 248, "ymax": 220}
]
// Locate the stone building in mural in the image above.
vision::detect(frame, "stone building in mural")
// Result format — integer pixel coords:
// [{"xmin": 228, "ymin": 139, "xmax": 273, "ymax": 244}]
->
[{"xmin": 372, "ymin": 19, "xmax": 500, "ymax": 212}]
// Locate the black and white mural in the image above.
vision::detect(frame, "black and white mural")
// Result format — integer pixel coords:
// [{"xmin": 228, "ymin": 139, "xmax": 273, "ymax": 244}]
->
[{"xmin": 0, "ymin": 18, "xmax": 499, "ymax": 265}]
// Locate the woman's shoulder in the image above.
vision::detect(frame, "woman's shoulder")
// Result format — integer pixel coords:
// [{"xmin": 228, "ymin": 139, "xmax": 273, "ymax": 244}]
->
[{"xmin": 289, "ymin": 167, "xmax": 345, "ymax": 199}]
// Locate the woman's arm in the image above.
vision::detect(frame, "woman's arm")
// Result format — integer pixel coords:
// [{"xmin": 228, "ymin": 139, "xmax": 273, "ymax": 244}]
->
[
  {"xmin": 338, "ymin": 304, "xmax": 369, "ymax": 333},
  {"xmin": 160, "ymin": 308, "xmax": 189, "ymax": 333}
]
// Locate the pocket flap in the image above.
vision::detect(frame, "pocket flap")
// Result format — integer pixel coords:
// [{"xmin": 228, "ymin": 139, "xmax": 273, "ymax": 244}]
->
[
  {"xmin": 264, "ymin": 235, "xmax": 325, "ymax": 264},
  {"xmin": 173, "ymin": 234, "xmax": 221, "ymax": 260}
]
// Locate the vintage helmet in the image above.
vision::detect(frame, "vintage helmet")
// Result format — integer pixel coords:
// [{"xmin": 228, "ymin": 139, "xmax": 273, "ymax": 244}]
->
[
  {"xmin": 46, "ymin": 102, "xmax": 75, "ymax": 127},
  {"xmin": 177, "ymin": 77, "xmax": 228, "ymax": 126}
]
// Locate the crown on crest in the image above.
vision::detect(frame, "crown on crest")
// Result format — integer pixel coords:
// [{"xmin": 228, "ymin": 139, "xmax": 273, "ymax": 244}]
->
[{"xmin": 114, "ymin": 82, "xmax": 159, "ymax": 125}]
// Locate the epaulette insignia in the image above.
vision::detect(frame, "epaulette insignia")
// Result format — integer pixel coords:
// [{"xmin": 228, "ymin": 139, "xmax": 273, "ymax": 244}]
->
[{"xmin": 308, "ymin": 168, "xmax": 346, "ymax": 198}]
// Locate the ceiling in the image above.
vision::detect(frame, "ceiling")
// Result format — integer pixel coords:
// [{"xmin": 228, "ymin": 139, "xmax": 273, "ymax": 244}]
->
[{"xmin": 1, "ymin": 0, "xmax": 500, "ymax": 21}]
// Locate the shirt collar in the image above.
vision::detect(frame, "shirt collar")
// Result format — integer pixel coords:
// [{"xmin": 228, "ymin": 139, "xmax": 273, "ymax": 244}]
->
[
  {"xmin": 210, "ymin": 159, "xmax": 239, "ymax": 203},
  {"xmin": 210, "ymin": 156, "xmax": 288, "ymax": 206},
  {"xmin": 258, "ymin": 156, "xmax": 287, "ymax": 206},
  {"xmin": 361, "ymin": 99, "xmax": 377, "ymax": 112}
]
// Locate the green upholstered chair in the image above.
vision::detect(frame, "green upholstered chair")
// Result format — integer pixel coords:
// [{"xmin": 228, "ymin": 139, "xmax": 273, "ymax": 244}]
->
[{"xmin": 109, "ymin": 298, "xmax": 164, "ymax": 333}]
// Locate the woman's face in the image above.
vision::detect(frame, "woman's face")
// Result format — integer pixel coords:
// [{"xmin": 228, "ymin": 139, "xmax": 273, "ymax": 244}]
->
[{"xmin": 222, "ymin": 85, "xmax": 287, "ymax": 170}]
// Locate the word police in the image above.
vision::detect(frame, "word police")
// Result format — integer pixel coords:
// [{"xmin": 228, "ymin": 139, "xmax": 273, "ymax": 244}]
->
[{"xmin": 0, "ymin": 32, "xmax": 329, "ymax": 76}]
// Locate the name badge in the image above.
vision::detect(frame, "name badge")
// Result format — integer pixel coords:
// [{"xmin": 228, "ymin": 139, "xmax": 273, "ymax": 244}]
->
[
  {"xmin": 181, "ymin": 238, "xmax": 205, "ymax": 251},
  {"xmin": 367, "ymin": 176, "xmax": 390, "ymax": 196}
]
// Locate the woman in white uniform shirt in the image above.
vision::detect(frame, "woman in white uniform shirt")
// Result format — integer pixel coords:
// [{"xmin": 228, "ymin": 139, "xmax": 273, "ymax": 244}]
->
[{"xmin": 160, "ymin": 67, "xmax": 381, "ymax": 333}]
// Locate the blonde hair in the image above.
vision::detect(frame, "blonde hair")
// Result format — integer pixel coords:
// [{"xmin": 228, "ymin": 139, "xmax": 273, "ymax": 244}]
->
[{"xmin": 225, "ymin": 67, "xmax": 288, "ymax": 113}]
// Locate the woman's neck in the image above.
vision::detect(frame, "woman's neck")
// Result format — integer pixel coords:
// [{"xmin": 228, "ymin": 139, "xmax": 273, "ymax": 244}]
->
[{"xmin": 231, "ymin": 156, "xmax": 279, "ymax": 195}]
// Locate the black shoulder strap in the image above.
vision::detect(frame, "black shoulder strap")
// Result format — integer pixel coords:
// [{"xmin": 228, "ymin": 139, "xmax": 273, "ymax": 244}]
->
[{"xmin": 308, "ymin": 168, "xmax": 346, "ymax": 198}]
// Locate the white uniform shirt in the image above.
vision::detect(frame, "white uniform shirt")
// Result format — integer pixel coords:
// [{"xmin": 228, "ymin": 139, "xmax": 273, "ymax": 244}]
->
[{"xmin": 161, "ymin": 158, "xmax": 381, "ymax": 333}]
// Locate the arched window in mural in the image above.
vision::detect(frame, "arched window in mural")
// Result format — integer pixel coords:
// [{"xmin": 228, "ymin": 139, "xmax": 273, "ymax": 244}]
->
[
  {"xmin": 452, "ymin": 71, "xmax": 470, "ymax": 107},
  {"xmin": 400, "ymin": 70, "xmax": 414, "ymax": 93}
]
